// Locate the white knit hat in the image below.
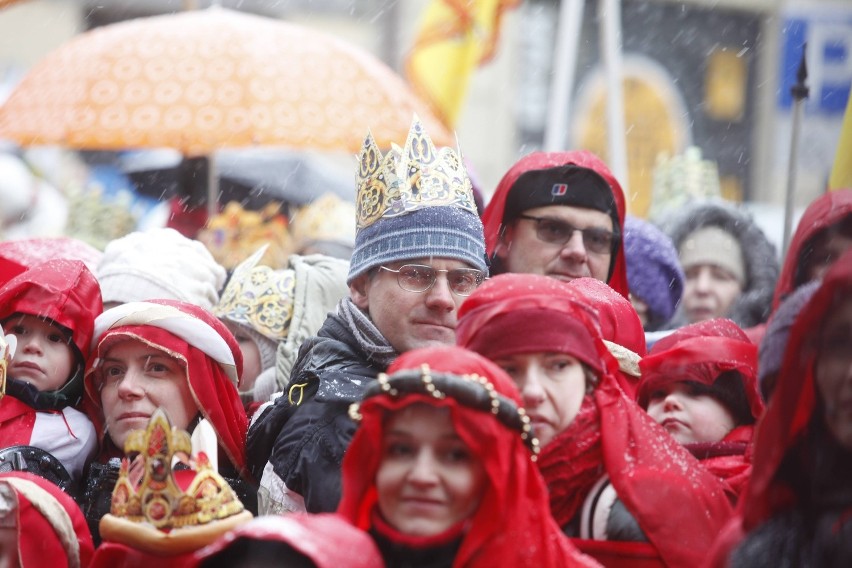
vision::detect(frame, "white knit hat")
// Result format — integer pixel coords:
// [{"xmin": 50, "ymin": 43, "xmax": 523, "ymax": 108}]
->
[{"xmin": 96, "ymin": 228, "xmax": 226, "ymax": 311}]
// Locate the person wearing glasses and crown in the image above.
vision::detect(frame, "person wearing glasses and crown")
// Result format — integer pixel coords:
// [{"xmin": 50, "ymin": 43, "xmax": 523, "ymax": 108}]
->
[
  {"xmin": 247, "ymin": 116, "xmax": 488, "ymax": 516},
  {"xmin": 481, "ymin": 151, "xmax": 629, "ymax": 298}
]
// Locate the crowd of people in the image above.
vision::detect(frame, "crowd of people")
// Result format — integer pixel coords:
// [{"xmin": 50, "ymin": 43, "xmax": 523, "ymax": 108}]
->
[{"xmin": 0, "ymin": 115, "xmax": 850, "ymax": 567}]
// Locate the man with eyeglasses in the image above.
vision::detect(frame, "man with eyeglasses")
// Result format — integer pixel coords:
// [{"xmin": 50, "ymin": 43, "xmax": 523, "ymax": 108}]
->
[
  {"xmin": 247, "ymin": 117, "xmax": 488, "ymax": 515},
  {"xmin": 481, "ymin": 150, "xmax": 630, "ymax": 298}
]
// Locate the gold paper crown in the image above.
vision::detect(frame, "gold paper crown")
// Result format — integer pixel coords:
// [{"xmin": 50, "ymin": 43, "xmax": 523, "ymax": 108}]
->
[
  {"xmin": 107, "ymin": 409, "xmax": 246, "ymax": 531},
  {"xmin": 213, "ymin": 246, "xmax": 296, "ymax": 342},
  {"xmin": 355, "ymin": 115, "xmax": 477, "ymax": 229}
]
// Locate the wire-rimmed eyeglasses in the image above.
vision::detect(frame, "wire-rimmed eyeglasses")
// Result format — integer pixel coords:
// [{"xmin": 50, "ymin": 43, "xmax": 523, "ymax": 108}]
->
[
  {"xmin": 517, "ymin": 214, "xmax": 619, "ymax": 254},
  {"xmin": 379, "ymin": 264, "xmax": 486, "ymax": 296}
]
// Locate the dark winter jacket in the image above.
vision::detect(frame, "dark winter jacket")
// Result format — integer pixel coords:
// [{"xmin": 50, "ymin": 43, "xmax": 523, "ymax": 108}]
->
[
  {"xmin": 246, "ymin": 312, "xmax": 386, "ymax": 513},
  {"xmin": 661, "ymin": 201, "xmax": 779, "ymax": 329}
]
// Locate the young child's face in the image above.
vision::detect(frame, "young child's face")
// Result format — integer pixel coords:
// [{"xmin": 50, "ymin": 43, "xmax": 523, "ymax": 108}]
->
[
  {"xmin": 7, "ymin": 314, "xmax": 75, "ymax": 392},
  {"xmin": 646, "ymin": 382, "xmax": 736, "ymax": 444},
  {"xmin": 97, "ymin": 338, "xmax": 196, "ymax": 450},
  {"xmin": 376, "ymin": 403, "xmax": 486, "ymax": 537},
  {"xmin": 493, "ymin": 352, "xmax": 587, "ymax": 447}
]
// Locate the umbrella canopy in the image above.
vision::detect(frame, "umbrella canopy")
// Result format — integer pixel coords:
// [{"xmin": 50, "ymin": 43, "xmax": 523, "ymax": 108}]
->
[{"xmin": 0, "ymin": 7, "xmax": 452, "ymax": 154}]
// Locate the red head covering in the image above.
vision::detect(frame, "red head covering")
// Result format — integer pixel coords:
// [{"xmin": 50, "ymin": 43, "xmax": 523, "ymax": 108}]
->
[
  {"xmin": 83, "ymin": 300, "xmax": 249, "ymax": 479},
  {"xmin": 568, "ymin": 277, "xmax": 646, "ymax": 396},
  {"xmin": 192, "ymin": 514, "xmax": 382, "ymax": 568},
  {"xmin": 742, "ymin": 249, "xmax": 852, "ymax": 530},
  {"xmin": 773, "ymin": 188, "xmax": 852, "ymax": 309},
  {"xmin": 337, "ymin": 346, "xmax": 598, "ymax": 568},
  {"xmin": 457, "ymin": 273, "xmax": 607, "ymax": 375},
  {"xmin": 455, "ymin": 275, "xmax": 732, "ymax": 565},
  {"xmin": 637, "ymin": 318, "xmax": 763, "ymax": 422},
  {"xmin": 482, "ymin": 151, "xmax": 629, "ymax": 298},
  {"xmin": 0, "ymin": 259, "xmax": 102, "ymax": 358},
  {"xmin": 0, "ymin": 471, "xmax": 94, "ymax": 568}
]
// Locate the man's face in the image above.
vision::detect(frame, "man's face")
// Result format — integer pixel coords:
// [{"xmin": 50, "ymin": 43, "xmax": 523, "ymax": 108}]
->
[
  {"xmin": 350, "ymin": 257, "xmax": 477, "ymax": 353},
  {"xmin": 497, "ymin": 205, "xmax": 614, "ymax": 282}
]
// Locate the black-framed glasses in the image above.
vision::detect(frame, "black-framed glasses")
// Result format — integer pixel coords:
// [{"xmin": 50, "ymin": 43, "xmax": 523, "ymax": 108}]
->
[
  {"xmin": 517, "ymin": 214, "xmax": 618, "ymax": 254},
  {"xmin": 379, "ymin": 264, "xmax": 486, "ymax": 297}
]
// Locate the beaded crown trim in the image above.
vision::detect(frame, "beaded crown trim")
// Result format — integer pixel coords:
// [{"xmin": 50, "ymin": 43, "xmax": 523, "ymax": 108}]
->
[{"xmin": 349, "ymin": 364, "xmax": 540, "ymax": 458}]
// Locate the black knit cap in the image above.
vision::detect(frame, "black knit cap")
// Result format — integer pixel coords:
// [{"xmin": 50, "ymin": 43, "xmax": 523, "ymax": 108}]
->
[{"xmin": 503, "ymin": 164, "xmax": 618, "ymax": 230}]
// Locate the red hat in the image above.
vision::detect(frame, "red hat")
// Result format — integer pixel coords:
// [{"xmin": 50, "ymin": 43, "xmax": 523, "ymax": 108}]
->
[{"xmin": 457, "ymin": 273, "xmax": 607, "ymax": 375}]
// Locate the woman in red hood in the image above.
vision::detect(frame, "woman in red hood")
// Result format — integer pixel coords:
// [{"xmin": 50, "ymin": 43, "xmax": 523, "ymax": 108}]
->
[
  {"xmin": 710, "ymin": 250, "xmax": 852, "ymax": 567},
  {"xmin": 0, "ymin": 471, "xmax": 94, "ymax": 568},
  {"xmin": 637, "ymin": 319, "xmax": 764, "ymax": 500},
  {"xmin": 0, "ymin": 259, "xmax": 102, "ymax": 486},
  {"xmin": 337, "ymin": 345, "xmax": 599, "ymax": 568},
  {"xmin": 457, "ymin": 273, "xmax": 734, "ymax": 567},
  {"xmin": 773, "ymin": 188, "xmax": 852, "ymax": 309},
  {"xmin": 81, "ymin": 299, "xmax": 254, "ymax": 542},
  {"xmin": 482, "ymin": 151, "xmax": 629, "ymax": 298}
]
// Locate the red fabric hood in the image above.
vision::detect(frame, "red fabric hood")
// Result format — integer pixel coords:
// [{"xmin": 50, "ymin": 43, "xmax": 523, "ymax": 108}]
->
[
  {"xmin": 637, "ymin": 318, "xmax": 764, "ymax": 422},
  {"xmin": 192, "ymin": 514, "xmax": 382, "ymax": 568},
  {"xmin": 0, "ymin": 259, "xmax": 102, "ymax": 358},
  {"xmin": 742, "ymin": 249, "xmax": 852, "ymax": 530},
  {"xmin": 482, "ymin": 151, "xmax": 629, "ymax": 298},
  {"xmin": 0, "ymin": 471, "xmax": 94, "ymax": 568},
  {"xmin": 83, "ymin": 299, "xmax": 249, "ymax": 480},
  {"xmin": 773, "ymin": 189, "xmax": 852, "ymax": 309},
  {"xmin": 337, "ymin": 346, "xmax": 598, "ymax": 568}
]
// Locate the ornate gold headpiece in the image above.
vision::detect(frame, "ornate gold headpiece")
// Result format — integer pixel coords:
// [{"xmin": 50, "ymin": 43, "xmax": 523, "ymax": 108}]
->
[
  {"xmin": 213, "ymin": 246, "xmax": 296, "ymax": 342},
  {"xmin": 100, "ymin": 409, "xmax": 252, "ymax": 555},
  {"xmin": 355, "ymin": 115, "xmax": 477, "ymax": 229}
]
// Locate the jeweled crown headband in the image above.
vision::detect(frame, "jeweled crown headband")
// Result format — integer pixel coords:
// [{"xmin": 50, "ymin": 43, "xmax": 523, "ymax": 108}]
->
[{"xmin": 349, "ymin": 364, "xmax": 540, "ymax": 458}]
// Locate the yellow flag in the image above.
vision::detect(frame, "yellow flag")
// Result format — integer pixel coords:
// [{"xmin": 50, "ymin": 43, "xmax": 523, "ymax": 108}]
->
[
  {"xmin": 829, "ymin": 93, "xmax": 852, "ymax": 190},
  {"xmin": 406, "ymin": 0, "xmax": 520, "ymax": 129}
]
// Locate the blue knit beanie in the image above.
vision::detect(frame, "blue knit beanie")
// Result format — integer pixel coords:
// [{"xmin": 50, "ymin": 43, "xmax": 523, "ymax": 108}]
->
[
  {"xmin": 347, "ymin": 205, "xmax": 486, "ymax": 283},
  {"xmin": 623, "ymin": 216, "xmax": 684, "ymax": 326}
]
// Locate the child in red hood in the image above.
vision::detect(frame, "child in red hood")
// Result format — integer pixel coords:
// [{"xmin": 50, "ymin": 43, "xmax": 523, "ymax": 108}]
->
[
  {"xmin": 0, "ymin": 259, "xmax": 102, "ymax": 486},
  {"xmin": 637, "ymin": 319, "xmax": 764, "ymax": 500}
]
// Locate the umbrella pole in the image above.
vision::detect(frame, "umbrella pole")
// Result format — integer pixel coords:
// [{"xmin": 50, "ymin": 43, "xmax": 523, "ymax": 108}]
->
[
  {"xmin": 207, "ymin": 153, "xmax": 219, "ymax": 221},
  {"xmin": 782, "ymin": 44, "xmax": 809, "ymax": 259}
]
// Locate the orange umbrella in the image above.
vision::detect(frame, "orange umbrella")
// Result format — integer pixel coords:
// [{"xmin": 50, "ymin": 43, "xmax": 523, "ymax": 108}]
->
[{"xmin": 0, "ymin": 7, "xmax": 452, "ymax": 154}]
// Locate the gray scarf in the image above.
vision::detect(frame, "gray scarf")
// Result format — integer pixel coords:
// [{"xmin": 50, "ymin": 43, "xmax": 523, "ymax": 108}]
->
[{"xmin": 337, "ymin": 297, "xmax": 398, "ymax": 368}]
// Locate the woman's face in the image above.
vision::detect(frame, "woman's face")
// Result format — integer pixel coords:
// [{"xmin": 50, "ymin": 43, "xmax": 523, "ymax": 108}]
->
[
  {"xmin": 815, "ymin": 295, "xmax": 852, "ymax": 450},
  {"xmin": 494, "ymin": 353, "xmax": 587, "ymax": 447},
  {"xmin": 376, "ymin": 404, "xmax": 486, "ymax": 537},
  {"xmin": 682, "ymin": 264, "xmax": 743, "ymax": 323},
  {"xmin": 224, "ymin": 322, "xmax": 262, "ymax": 392},
  {"xmin": 97, "ymin": 338, "xmax": 198, "ymax": 450}
]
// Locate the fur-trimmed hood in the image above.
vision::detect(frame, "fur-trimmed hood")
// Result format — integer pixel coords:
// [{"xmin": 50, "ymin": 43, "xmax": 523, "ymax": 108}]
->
[{"xmin": 661, "ymin": 200, "xmax": 779, "ymax": 329}]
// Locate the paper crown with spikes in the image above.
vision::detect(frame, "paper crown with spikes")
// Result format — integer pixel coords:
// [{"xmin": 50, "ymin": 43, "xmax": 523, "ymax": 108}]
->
[
  {"xmin": 347, "ymin": 116, "xmax": 487, "ymax": 283},
  {"xmin": 99, "ymin": 409, "xmax": 252, "ymax": 555},
  {"xmin": 355, "ymin": 116, "xmax": 477, "ymax": 230},
  {"xmin": 213, "ymin": 245, "xmax": 296, "ymax": 343}
]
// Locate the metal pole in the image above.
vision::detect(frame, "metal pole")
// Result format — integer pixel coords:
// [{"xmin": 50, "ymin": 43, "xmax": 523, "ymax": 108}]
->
[
  {"xmin": 544, "ymin": 0, "xmax": 585, "ymax": 151},
  {"xmin": 599, "ymin": 0, "xmax": 628, "ymax": 193},
  {"xmin": 207, "ymin": 153, "xmax": 219, "ymax": 221},
  {"xmin": 782, "ymin": 44, "xmax": 809, "ymax": 259}
]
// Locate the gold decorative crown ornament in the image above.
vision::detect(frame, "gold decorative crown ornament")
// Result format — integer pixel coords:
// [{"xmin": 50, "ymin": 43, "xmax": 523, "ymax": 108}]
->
[
  {"xmin": 100, "ymin": 409, "xmax": 252, "ymax": 555},
  {"xmin": 213, "ymin": 246, "xmax": 296, "ymax": 342},
  {"xmin": 355, "ymin": 115, "xmax": 477, "ymax": 229}
]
